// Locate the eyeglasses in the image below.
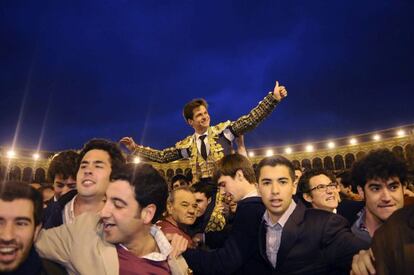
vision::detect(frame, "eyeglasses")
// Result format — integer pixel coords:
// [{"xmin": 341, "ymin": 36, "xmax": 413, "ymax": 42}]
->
[{"xmin": 308, "ymin": 182, "xmax": 339, "ymax": 193}]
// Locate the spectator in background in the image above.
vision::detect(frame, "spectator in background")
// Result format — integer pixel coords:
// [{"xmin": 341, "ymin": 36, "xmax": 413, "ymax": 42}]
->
[
  {"xmin": 157, "ymin": 187, "xmax": 198, "ymax": 248},
  {"xmin": 170, "ymin": 174, "xmax": 190, "ymax": 191},
  {"xmin": 337, "ymin": 170, "xmax": 362, "ymax": 201},
  {"xmin": 47, "ymin": 150, "xmax": 79, "ymax": 203}
]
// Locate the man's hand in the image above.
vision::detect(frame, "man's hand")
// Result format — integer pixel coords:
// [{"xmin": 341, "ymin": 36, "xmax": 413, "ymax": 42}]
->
[
  {"xmin": 273, "ymin": 81, "xmax": 288, "ymax": 101},
  {"xmin": 167, "ymin": 233, "xmax": 189, "ymax": 259},
  {"xmin": 350, "ymin": 249, "xmax": 376, "ymax": 275},
  {"xmin": 119, "ymin": 137, "xmax": 138, "ymax": 152}
]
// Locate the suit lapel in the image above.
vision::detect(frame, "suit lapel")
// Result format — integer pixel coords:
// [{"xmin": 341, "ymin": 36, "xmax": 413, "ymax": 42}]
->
[{"xmin": 275, "ymin": 202, "xmax": 306, "ymax": 269}]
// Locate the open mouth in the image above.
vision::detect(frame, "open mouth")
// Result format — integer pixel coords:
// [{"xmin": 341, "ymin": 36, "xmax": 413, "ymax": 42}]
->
[
  {"xmin": 81, "ymin": 179, "xmax": 95, "ymax": 187},
  {"xmin": 0, "ymin": 247, "xmax": 18, "ymax": 263},
  {"xmin": 326, "ymin": 196, "xmax": 336, "ymax": 201},
  {"xmin": 269, "ymin": 198, "xmax": 283, "ymax": 207},
  {"xmin": 102, "ymin": 221, "xmax": 116, "ymax": 231}
]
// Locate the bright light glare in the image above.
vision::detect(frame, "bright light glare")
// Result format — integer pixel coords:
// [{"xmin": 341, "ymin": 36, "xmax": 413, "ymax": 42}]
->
[
  {"xmin": 7, "ymin": 150, "xmax": 15, "ymax": 158},
  {"xmin": 397, "ymin": 130, "xmax": 406, "ymax": 137},
  {"xmin": 373, "ymin": 134, "xmax": 381, "ymax": 141},
  {"xmin": 266, "ymin": 149, "xmax": 274, "ymax": 157}
]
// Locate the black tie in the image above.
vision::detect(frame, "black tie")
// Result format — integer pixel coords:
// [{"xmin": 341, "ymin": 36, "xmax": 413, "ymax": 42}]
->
[{"xmin": 199, "ymin": 135, "xmax": 208, "ymax": 160}]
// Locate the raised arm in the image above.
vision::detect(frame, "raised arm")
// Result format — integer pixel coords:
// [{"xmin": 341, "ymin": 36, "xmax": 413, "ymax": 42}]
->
[
  {"xmin": 231, "ymin": 81, "xmax": 288, "ymax": 136},
  {"xmin": 120, "ymin": 136, "xmax": 183, "ymax": 163}
]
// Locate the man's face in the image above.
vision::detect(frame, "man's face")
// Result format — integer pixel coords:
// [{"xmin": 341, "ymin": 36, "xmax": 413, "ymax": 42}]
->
[
  {"xmin": 358, "ymin": 177, "xmax": 404, "ymax": 222},
  {"xmin": 217, "ymin": 173, "xmax": 247, "ymax": 203},
  {"xmin": 258, "ymin": 165, "xmax": 296, "ymax": 223},
  {"xmin": 168, "ymin": 190, "xmax": 197, "ymax": 225},
  {"xmin": 53, "ymin": 174, "xmax": 76, "ymax": 199},
  {"xmin": 304, "ymin": 174, "xmax": 339, "ymax": 212},
  {"xmin": 100, "ymin": 180, "xmax": 150, "ymax": 247},
  {"xmin": 0, "ymin": 199, "xmax": 40, "ymax": 272},
  {"xmin": 188, "ymin": 105, "xmax": 210, "ymax": 133},
  {"xmin": 194, "ymin": 192, "xmax": 211, "ymax": 217},
  {"xmin": 76, "ymin": 149, "xmax": 112, "ymax": 199}
]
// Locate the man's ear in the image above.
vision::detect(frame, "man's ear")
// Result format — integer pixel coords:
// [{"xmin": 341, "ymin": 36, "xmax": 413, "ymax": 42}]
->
[
  {"xmin": 303, "ymin": 193, "xmax": 313, "ymax": 203},
  {"xmin": 207, "ymin": 197, "xmax": 212, "ymax": 204},
  {"xmin": 235, "ymin": 170, "xmax": 244, "ymax": 181},
  {"xmin": 357, "ymin": 186, "xmax": 365, "ymax": 200},
  {"xmin": 187, "ymin": 118, "xmax": 194, "ymax": 127},
  {"xmin": 141, "ymin": 204, "xmax": 156, "ymax": 224}
]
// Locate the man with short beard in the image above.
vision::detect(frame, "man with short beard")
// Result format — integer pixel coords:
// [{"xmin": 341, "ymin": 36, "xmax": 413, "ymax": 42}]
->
[{"xmin": 0, "ymin": 181, "xmax": 66, "ymax": 274}]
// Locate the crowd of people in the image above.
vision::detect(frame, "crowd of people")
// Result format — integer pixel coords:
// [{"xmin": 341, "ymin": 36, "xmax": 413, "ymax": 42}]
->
[{"xmin": 1, "ymin": 81, "xmax": 413, "ymax": 274}]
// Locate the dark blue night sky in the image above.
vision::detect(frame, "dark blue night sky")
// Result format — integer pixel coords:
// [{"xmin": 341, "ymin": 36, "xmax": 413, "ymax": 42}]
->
[{"xmin": 1, "ymin": 0, "xmax": 413, "ymax": 152}]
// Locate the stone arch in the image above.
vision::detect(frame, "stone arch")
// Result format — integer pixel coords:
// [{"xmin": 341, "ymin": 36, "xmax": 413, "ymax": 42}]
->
[
  {"xmin": 334, "ymin": 155, "xmax": 345, "ymax": 170},
  {"xmin": 345, "ymin": 153, "xmax": 356, "ymax": 169},
  {"xmin": 356, "ymin": 151, "xmax": 366, "ymax": 160},
  {"xmin": 392, "ymin": 146, "xmax": 404, "ymax": 160},
  {"xmin": 34, "ymin": 168, "xmax": 46, "ymax": 183},
  {"xmin": 312, "ymin": 157, "xmax": 323, "ymax": 169},
  {"xmin": 323, "ymin": 156, "xmax": 334, "ymax": 170},
  {"xmin": 405, "ymin": 144, "xmax": 414, "ymax": 167},
  {"xmin": 301, "ymin": 159, "xmax": 311, "ymax": 171},
  {"xmin": 0, "ymin": 165, "xmax": 6, "ymax": 181},
  {"xmin": 22, "ymin": 167, "xmax": 33, "ymax": 183},
  {"xmin": 9, "ymin": 166, "xmax": 21, "ymax": 181},
  {"xmin": 175, "ymin": 168, "xmax": 183, "ymax": 175},
  {"xmin": 166, "ymin": 169, "xmax": 174, "ymax": 181}
]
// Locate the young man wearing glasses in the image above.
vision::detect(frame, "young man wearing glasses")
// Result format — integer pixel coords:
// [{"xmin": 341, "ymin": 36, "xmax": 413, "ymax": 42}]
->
[
  {"xmin": 298, "ymin": 168, "xmax": 365, "ymax": 225},
  {"xmin": 298, "ymin": 168, "xmax": 340, "ymax": 212}
]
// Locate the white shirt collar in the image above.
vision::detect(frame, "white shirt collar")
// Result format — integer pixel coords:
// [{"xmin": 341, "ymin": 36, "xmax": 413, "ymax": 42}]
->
[{"xmin": 263, "ymin": 200, "xmax": 297, "ymax": 228}]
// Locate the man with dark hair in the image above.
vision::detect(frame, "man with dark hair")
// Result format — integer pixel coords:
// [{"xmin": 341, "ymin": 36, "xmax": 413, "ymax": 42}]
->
[
  {"xmin": 36, "ymin": 164, "xmax": 189, "ymax": 275},
  {"xmin": 120, "ymin": 81, "xmax": 287, "ymax": 182},
  {"xmin": 350, "ymin": 149, "xmax": 406, "ymax": 242},
  {"xmin": 43, "ymin": 138, "xmax": 125, "ymax": 229},
  {"xmin": 170, "ymin": 174, "xmax": 190, "ymax": 190},
  {"xmin": 297, "ymin": 168, "xmax": 340, "ymax": 212},
  {"xmin": 0, "ymin": 181, "xmax": 65, "ymax": 274},
  {"xmin": 254, "ymin": 155, "xmax": 367, "ymax": 274},
  {"xmin": 157, "ymin": 187, "xmax": 198, "ymax": 248},
  {"xmin": 298, "ymin": 168, "xmax": 364, "ymax": 224},
  {"xmin": 337, "ymin": 170, "xmax": 361, "ymax": 201},
  {"xmin": 177, "ymin": 154, "xmax": 265, "ymax": 274},
  {"xmin": 47, "ymin": 150, "xmax": 79, "ymax": 203}
]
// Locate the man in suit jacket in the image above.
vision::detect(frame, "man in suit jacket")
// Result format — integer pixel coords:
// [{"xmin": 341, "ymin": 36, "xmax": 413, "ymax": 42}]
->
[
  {"xmin": 36, "ymin": 164, "xmax": 189, "ymax": 275},
  {"xmin": 180, "ymin": 154, "xmax": 266, "ymax": 275},
  {"xmin": 256, "ymin": 156, "xmax": 369, "ymax": 274},
  {"xmin": 297, "ymin": 168, "xmax": 364, "ymax": 225}
]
